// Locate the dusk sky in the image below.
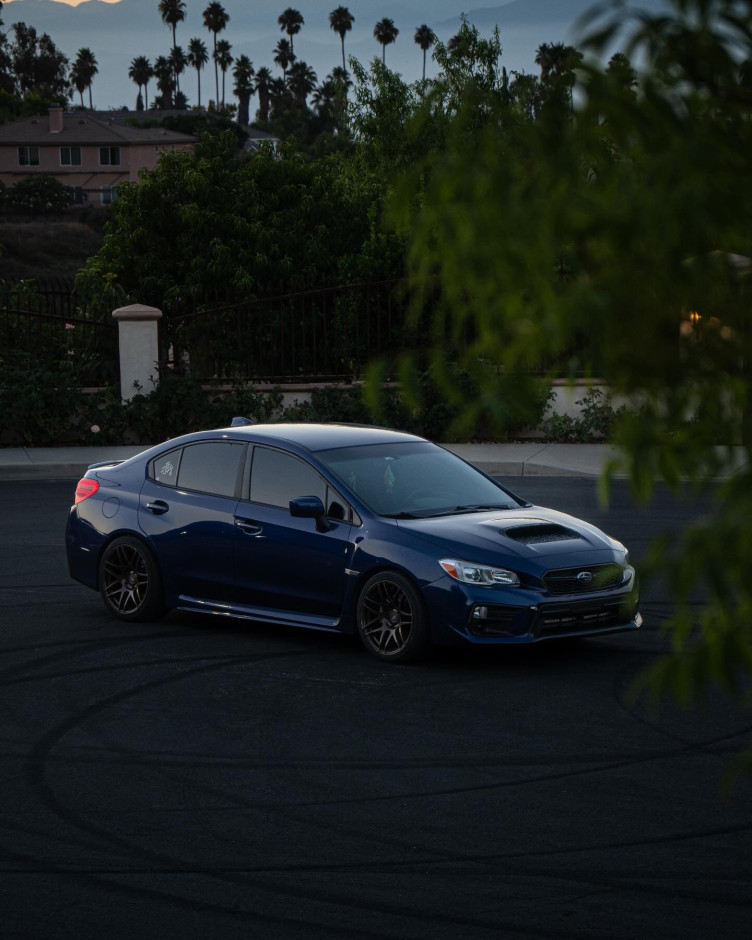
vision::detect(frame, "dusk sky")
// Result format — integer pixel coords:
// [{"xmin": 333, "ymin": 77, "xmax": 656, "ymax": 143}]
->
[{"xmin": 0, "ymin": 0, "xmax": 609, "ymax": 111}]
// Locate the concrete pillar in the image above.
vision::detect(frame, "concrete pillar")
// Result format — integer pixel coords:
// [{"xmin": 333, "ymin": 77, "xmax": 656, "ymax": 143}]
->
[{"xmin": 112, "ymin": 303, "xmax": 163, "ymax": 401}]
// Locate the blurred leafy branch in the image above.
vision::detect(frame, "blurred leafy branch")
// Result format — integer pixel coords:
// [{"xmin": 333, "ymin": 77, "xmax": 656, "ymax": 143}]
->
[{"xmin": 382, "ymin": 0, "xmax": 752, "ymax": 776}]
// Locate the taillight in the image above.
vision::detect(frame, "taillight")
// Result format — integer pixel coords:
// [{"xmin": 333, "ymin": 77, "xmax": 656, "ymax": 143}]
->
[{"xmin": 75, "ymin": 478, "xmax": 100, "ymax": 503}]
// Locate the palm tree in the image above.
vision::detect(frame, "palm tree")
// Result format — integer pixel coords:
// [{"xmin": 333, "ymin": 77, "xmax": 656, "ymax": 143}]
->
[
  {"xmin": 535, "ymin": 43, "xmax": 555, "ymax": 82},
  {"xmin": 278, "ymin": 8, "xmax": 304, "ymax": 59},
  {"xmin": 374, "ymin": 18, "xmax": 399, "ymax": 65},
  {"xmin": 254, "ymin": 66, "xmax": 273, "ymax": 122},
  {"xmin": 70, "ymin": 62, "xmax": 87, "ymax": 108},
  {"xmin": 187, "ymin": 38, "xmax": 209, "ymax": 108},
  {"xmin": 287, "ymin": 59, "xmax": 316, "ymax": 110},
  {"xmin": 329, "ymin": 6, "xmax": 354, "ymax": 73},
  {"xmin": 233, "ymin": 54, "xmax": 255, "ymax": 125},
  {"xmin": 414, "ymin": 24, "xmax": 436, "ymax": 81},
  {"xmin": 537, "ymin": 42, "xmax": 582, "ymax": 110},
  {"xmin": 214, "ymin": 38, "xmax": 233, "ymax": 107},
  {"xmin": 203, "ymin": 2, "xmax": 230, "ymax": 106},
  {"xmin": 154, "ymin": 55, "xmax": 175, "ymax": 108},
  {"xmin": 547, "ymin": 42, "xmax": 574, "ymax": 79},
  {"xmin": 320, "ymin": 67, "xmax": 351, "ymax": 127},
  {"xmin": 311, "ymin": 78, "xmax": 337, "ymax": 131},
  {"xmin": 129, "ymin": 55, "xmax": 153, "ymax": 110},
  {"xmin": 169, "ymin": 45, "xmax": 187, "ymax": 97},
  {"xmin": 73, "ymin": 47, "xmax": 98, "ymax": 108},
  {"xmin": 270, "ymin": 76, "xmax": 288, "ymax": 114},
  {"xmin": 274, "ymin": 38, "xmax": 295, "ymax": 79},
  {"xmin": 158, "ymin": 0, "xmax": 187, "ymax": 54},
  {"xmin": 606, "ymin": 52, "xmax": 638, "ymax": 95},
  {"xmin": 329, "ymin": 65, "xmax": 352, "ymax": 91}
]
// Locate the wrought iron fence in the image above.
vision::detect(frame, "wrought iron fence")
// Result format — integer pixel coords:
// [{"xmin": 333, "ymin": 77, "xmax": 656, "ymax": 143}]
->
[
  {"xmin": 0, "ymin": 279, "xmax": 118, "ymax": 387},
  {"xmin": 162, "ymin": 279, "xmax": 427, "ymax": 383}
]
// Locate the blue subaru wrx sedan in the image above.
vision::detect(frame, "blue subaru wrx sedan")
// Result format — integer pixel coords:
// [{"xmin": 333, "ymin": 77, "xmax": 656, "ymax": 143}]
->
[{"xmin": 66, "ymin": 423, "xmax": 641, "ymax": 661}]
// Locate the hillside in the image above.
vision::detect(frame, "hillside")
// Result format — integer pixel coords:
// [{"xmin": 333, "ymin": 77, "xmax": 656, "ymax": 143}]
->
[{"xmin": 0, "ymin": 211, "xmax": 107, "ymax": 282}]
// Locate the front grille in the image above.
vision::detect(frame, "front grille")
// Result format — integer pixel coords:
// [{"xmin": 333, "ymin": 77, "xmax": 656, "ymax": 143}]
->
[
  {"xmin": 532, "ymin": 597, "xmax": 638, "ymax": 638},
  {"xmin": 543, "ymin": 563, "xmax": 623, "ymax": 595}
]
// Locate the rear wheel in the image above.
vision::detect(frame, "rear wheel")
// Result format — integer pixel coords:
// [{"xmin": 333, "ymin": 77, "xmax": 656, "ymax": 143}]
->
[
  {"xmin": 356, "ymin": 572, "xmax": 429, "ymax": 663},
  {"xmin": 99, "ymin": 536, "xmax": 165, "ymax": 622}
]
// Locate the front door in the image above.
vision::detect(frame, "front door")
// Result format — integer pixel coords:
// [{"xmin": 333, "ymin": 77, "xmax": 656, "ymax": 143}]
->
[{"xmin": 234, "ymin": 446, "xmax": 354, "ymax": 622}]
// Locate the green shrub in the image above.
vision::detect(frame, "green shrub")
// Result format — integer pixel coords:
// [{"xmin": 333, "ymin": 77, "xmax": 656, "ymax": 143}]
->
[
  {"xmin": 542, "ymin": 388, "xmax": 625, "ymax": 443},
  {"xmin": 217, "ymin": 385, "xmax": 284, "ymax": 425},
  {"xmin": 124, "ymin": 373, "xmax": 221, "ymax": 443},
  {"xmin": 78, "ymin": 378, "xmax": 286, "ymax": 446},
  {"xmin": 1, "ymin": 368, "xmax": 554, "ymax": 447},
  {"xmin": 8, "ymin": 176, "xmax": 73, "ymax": 213},
  {"xmin": 0, "ymin": 356, "xmax": 84, "ymax": 445},
  {"xmin": 371, "ymin": 362, "xmax": 552, "ymax": 442},
  {"xmin": 282, "ymin": 386, "xmax": 372, "ymax": 424}
]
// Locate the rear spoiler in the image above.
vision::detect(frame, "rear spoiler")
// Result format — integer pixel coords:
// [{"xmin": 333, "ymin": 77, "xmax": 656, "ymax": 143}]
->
[{"xmin": 87, "ymin": 459, "xmax": 127, "ymax": 470}]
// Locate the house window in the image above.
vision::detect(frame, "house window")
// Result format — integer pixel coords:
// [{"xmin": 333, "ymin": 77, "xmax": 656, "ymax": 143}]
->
[
  {"xmin": 99, "ymin": 146, "xmax": 121, "ymax": 166},
  {"xmin": 69, "ymin": 186, "xmax": 87, "ymax": 205},
  {"xmin": 18, "ymin": 146, "xmax": 39, "ymax": 166},
  {"xmin": 101, "ymin": 186, "xmax": 116, "ymax": 205},
  {"xmin": 60, "ymin": 146, "xmax": 82, "ymax": 166}
]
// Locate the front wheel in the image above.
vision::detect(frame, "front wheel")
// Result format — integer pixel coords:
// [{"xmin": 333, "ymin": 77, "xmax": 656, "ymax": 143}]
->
[
  {"xmin": 356, "ymin": 572, "xmax": 429, "ymax": 663},
  {"xmin": 99, "ymin": 536, "xmax": 165, "ymax": 622}
]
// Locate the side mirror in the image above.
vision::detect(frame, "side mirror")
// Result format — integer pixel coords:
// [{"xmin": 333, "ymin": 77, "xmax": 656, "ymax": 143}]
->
[{"xmin": 289, "ymin": 496, "xmax": 333, "ymax": 532}]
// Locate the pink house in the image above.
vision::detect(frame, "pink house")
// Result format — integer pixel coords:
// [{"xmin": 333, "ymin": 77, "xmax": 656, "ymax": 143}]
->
[{"xmin": 0, "ymin": 105, "xmax": 197, "ymax": 205}]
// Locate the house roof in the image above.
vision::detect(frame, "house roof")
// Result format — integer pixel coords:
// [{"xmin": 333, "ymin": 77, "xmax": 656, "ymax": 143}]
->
[{"xmin": 0, "ymin": 112, "xmax": 197, "ymax": 147}]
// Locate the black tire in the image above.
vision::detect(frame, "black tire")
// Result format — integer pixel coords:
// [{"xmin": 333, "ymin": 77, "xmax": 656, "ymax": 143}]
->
[
  {"xmin": 356, "ymin": 571, "xmax": 429, "ymax": 663},
  {"xmin": 99, "ymin": 536, "xmax": 165, "ymax": 622}
]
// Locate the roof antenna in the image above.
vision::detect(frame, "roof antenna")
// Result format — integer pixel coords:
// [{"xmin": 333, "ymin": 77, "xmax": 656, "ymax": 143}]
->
[{"xmin": 231, "ymin": 416, "xmax": 256, "ymax": 426}]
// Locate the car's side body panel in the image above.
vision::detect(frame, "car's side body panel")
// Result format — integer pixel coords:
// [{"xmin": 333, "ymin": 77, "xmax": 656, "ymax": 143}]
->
[{"xmin": 65, "ymin": 424, "xmax": 641, "ymax": 655}]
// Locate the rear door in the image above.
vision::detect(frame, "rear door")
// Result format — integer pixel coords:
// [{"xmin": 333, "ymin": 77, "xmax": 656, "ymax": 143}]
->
[{"xmin": 138, "ymin": 441, "xmax": 246, "ymax": 602}]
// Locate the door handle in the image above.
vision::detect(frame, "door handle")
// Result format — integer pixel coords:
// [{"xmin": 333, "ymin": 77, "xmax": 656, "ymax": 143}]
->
[
  {"xmin": 145, "ymin": 500, "xmax": 169, "ymax": 515},
  {"xmin": 235, "ymin": 518, "xmax": 263, "ymax": 535}
]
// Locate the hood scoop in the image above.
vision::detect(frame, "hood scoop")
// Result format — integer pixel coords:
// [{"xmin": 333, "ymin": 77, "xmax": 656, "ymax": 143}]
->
[{"xmin": 503, "ymin": 523, "xmax": 582, "ymax": 545}]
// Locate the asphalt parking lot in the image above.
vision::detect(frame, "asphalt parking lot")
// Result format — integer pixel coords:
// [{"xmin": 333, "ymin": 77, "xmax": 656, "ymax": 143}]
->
[{"xmin": 0, "ymin": 478, "xmax": 750, "ymax": 939}]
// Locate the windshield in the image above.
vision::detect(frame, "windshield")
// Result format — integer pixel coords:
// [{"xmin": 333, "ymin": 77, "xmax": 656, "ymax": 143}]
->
[{"xmin": 316, "ymin": 442, "xmax": 525, "ymax": 517}]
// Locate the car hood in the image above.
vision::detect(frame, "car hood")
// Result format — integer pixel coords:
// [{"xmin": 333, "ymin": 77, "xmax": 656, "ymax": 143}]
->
[{"xmin": 397, "ymin": 506, "xmax": 620, "ymax": 571}]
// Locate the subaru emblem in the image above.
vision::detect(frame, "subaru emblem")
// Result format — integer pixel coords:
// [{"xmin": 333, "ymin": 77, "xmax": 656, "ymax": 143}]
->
[{"xmin": 577, "ymin": 571, "xmax": 593, "ymax": 583}]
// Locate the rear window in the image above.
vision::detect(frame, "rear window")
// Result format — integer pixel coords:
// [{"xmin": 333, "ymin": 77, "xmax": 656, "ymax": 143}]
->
[
  {"xmin": 152, "ymin": 449, "xmax": 181, "ymax": 486},
  {"xmin": 150, "ymin": 442, "xmax": 245, "ymax": 498}
]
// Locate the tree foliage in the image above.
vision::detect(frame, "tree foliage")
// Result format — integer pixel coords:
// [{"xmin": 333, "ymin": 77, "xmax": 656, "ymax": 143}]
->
[
  {"xmin": 77, "ymin": 133, "xmax": 380, "ymax": 314},
  {"xmin": 7, "ymin": 174, "xmax": 73, "ymax": 212},
  {"xmin": 387, "ymin": 0, "xmax": 752, "ymax": 756},
  {"xmin": 1, "ymin": 20, "xmax": 69, "ymax": 102}
]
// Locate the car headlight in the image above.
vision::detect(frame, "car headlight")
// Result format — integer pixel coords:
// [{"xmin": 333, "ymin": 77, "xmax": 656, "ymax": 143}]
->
[
  {"xmin": 608, "ymin": 535, "xmax": 634, "ymax": 584},
  {"xmin": 608, "ymin": 536, "xmax": 629, "ymax": 562},
  {"xmin": 439, "ymin": 559, "xmax": 520, "ymax": 586}
]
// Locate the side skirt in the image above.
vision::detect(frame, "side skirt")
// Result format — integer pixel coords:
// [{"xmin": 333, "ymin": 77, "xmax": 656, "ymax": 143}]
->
[{"xmin": 176, "ymin": 595, "xmax": 343, "ymax": 633}]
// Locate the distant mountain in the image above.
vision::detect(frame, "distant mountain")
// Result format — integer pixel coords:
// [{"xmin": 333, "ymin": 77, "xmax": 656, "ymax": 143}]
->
[
  {"xmin": 0, "ymin": 0, "xmax": 670, "ymax": 111},
  {"xmin": 438, "ymin": 0, "xmax": 670, "ymax": 32}
]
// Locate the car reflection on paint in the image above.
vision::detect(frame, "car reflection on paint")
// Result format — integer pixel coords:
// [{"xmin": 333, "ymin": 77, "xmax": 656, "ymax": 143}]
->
[{"xmin": 66, "ymin": 422, "xmax": 641, "ymax": 662}]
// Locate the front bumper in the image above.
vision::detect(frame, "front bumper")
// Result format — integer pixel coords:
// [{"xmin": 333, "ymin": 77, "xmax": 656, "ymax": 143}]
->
[{"xmin": 423, "ymin": 575, "xmax": 641, "ymax": 646}]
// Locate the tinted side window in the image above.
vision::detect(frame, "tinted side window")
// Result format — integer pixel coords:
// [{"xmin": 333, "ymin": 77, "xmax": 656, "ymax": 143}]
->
[
  {"xmin": 176, "ymin": 442, "xmax": 245, "ymax": 498},
  {"xmin": 152, "ymin": 448, "xmax": 182, "ymax": 487},
  {"xmin": 250, "ymin": 447, "xmax": 327, "ymax": 509}
]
